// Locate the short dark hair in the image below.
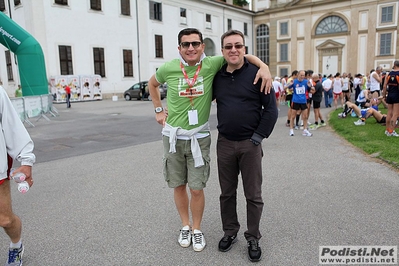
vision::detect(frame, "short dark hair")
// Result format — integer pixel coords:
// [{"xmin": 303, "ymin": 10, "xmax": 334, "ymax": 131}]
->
[
  {"xmin": 394, "ymin": 60, "xmax": 399, "ymax": 67},
  {"xmin": 220, "ymin": 30, "xmax": 245, "ymax": 46},
  {"xmin": 178, "ymin": 28, "xmax": 203, "ymax": 45},
  {"xmin": 291, "ymin": 70, "xmax": 299, "ymax": 76}
]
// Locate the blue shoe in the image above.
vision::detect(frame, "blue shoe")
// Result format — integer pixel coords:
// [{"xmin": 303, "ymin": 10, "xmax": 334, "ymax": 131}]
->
[{"xmin": 6, "ymin": 244, "xmax": 23, "ymax": 266}]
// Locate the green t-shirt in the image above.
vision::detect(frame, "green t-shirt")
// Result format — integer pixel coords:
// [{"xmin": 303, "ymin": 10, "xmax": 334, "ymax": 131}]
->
[
  {"xmin": 15, "ymin": 88, "xmax": 22, "ymax": 97},
  {"xmin": 156, "ymin": 56, "xmax": 225, "ymax": 130},
  {"xmin": 362, "ymin": 76, "xmax": 367, "ymax": 90}
]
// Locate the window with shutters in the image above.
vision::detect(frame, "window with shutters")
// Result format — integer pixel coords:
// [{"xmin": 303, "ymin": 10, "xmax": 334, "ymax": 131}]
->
[
  {"xmin": 155, "ymin": 35, "xmax": 163, "ymax": 58},
  {"xmin": 55, "ymin": 0, "xmax": 68, "ymax": 5},
  {"xmin": 280, "ymin": 43, "xmax": 288, "ymax": 62},
  {"xmin": 256, "ymin": 24, "xmax": 269, "ymax": 64},
  {"xmin": 90, "ymin": 0, "xmax": 101, "ymax": 11},
  {"xmin": 93, "ymin": 48, "xmax": 106, "ymax": 77},
  {"xmin": 380, "ymin": 33, "xmax": 392, "ymax": 56},
  {"xmin": 0, "ymin": 0, "xmax": 5, "ymax": 11},
  {"xmin": 123, "ymin": 49, "xmax": 133, "ymax": 77},
  {"xmin": 381, "ymin": 6, "xmax": 393, "ymax": 23},
  {"xmin": 5, "ymin": 50, "xmax": 13, "ymax": 81},
  {"xmin": 149, "ymin": 1, "xmax": 162, "ymax": 21},
  {"xmin": 121, "ymin": 0, "xmax": 130, "ymax": 16},
  {"xmin": 206, "ymin": 14, "xmax": 212, "ymax": 29},
  {"xmin": 227, "ymin": 19, "xmax": 232, "ymax": 30},
  {"xmin": 59, "ymin": 45, "xmax": 73, "ymax": 75}
]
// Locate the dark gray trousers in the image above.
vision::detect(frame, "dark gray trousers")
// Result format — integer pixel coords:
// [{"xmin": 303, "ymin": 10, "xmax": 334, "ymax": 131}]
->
[{"xmin": 216, "ymin": 134, "xmax": 264, "ymax": 241}]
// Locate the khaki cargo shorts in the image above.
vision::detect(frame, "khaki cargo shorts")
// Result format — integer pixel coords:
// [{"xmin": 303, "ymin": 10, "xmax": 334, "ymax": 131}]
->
[{"xmin": 162, "ymin": 135, "xmax": 211, "ymax": 190}]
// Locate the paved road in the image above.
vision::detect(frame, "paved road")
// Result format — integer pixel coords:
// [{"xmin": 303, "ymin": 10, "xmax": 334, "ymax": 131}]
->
[{"xmin": 1, "ymin": 99, "xmax": 398, "ymax": 266}]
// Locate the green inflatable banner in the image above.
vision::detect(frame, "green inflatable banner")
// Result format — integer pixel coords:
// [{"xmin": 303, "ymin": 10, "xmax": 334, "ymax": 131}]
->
[{"xmin": 0, "ymin": 12, "xmax": 48, "ymax": 96}]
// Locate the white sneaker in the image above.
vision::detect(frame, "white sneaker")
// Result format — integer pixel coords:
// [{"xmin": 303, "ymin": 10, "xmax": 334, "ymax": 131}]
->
[
  {"xmin": 354, "ymin": 119, "xmax": 365, "ymax": 126},
  {"xmin": 178, "ymin": 225, "xmax": 191, "ymax": 248},
  {"xmin": 290, "ymin": 129, "xmax": 294, "ymax": 136},
  {"xmin": 387, "ymin": 131, "xmax": 399, "ymax": 137},
  {"xmin": 192, "ymin": 229, "xmax": 206, "ymax": 252},
  {"xmin": 302, "ymin": 130, "xmax": 312, "ymax": 137}
]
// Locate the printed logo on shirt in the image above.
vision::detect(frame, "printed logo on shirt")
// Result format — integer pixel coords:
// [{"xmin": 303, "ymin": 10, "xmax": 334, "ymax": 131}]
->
[{"xmin": 178, "ymin": 76, "xmax": 204, "ymax": 97}]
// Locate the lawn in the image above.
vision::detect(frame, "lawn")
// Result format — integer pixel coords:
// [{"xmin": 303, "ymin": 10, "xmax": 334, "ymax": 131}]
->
[{"xmin": 328, "ymin": 106, "xmax": 399, "ymax": 169}]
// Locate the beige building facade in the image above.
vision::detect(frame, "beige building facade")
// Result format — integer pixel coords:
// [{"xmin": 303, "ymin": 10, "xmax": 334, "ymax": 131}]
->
[{"xmin": 253, "ymin": 0, "xmax": 399, "ymax": 77}]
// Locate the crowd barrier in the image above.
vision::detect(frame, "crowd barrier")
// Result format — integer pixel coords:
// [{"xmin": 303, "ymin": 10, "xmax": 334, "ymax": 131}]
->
[{"xmin": 10, "ymin": 94, "xmax": 58, "ymax": 127}]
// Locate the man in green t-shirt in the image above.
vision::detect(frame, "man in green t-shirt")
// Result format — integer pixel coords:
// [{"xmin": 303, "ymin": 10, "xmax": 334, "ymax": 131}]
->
[
  {"xmin": 15, "ymin": 85, "xmax": 22, "ymax": 98},
  {"xmin": 148, "ymin": 28, "xmax": 272, "ymax": 252}
]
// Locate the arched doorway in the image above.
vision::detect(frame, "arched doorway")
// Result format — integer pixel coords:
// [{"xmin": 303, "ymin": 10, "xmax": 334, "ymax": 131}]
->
[
  {"xmin": 313, "ymin": 14, "xmax": 349, "ymax": 75},
  {"xmin": 204, "ymin": 38, "xmax": 216, "ymax": 56}
]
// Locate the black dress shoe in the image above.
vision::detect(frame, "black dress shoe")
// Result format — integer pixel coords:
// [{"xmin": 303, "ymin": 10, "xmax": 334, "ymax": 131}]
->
[
  {"xmin": 247, "ymin": 239, "xmax": 262, "ymax": 262},
  {"xmin": 218, "ymin": 234, "xmax": 237, "ymax": 252}
]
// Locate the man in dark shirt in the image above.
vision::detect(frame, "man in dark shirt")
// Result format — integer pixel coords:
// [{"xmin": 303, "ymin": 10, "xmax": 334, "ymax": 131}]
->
[
  {"xmin": 212, "ymin": 30, "xmax": 278, "ymax": 262},
  {"xmin": 309, "ymin": 73, "xmax": 326, "ymax": 129}
]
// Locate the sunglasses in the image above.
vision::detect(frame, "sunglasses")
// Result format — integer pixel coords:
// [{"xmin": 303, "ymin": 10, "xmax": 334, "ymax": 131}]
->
[
  {"xmin": 180, "ymin": 41, "xmax": 202, "ymax": 49},
  {"xmin": 223, "ymin": 44, "xmax": 245, "ymax": 50}
]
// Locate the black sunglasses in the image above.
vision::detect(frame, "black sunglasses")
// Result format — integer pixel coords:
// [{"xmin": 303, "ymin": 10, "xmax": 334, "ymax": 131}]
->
[
  {"xmin": 180, "ymin": 41, "xmax": 202, "ymax": 49},
  {"xmin": 223, "ymin": 44, "xmax": 245, "ymax": 50}
]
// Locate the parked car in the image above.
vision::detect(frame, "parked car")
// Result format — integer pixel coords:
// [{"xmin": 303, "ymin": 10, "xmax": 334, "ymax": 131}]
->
[{"xmin": 123, "ymin": 81, "xmax": 166, "ymax": 101}]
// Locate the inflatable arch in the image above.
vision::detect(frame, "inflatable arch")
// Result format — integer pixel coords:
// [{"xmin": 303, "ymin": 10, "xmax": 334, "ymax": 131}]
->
[{"xmin": 0, "ymin": 12, "xmax": 47, "ymax": 96}]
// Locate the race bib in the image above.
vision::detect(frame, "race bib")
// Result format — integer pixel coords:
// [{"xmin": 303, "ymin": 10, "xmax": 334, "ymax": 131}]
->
[{"xmin": 295, "ymin": 86, "xmax": 306, "ymax": 94}]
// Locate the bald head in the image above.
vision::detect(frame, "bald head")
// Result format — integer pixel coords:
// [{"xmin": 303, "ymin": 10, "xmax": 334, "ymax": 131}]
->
[{"xmin": 297, "ymin": 70, "xmax": 305, "ymax": 81}]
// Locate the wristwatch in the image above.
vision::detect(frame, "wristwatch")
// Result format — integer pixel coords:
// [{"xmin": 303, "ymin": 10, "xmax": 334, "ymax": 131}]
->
[{"xmin": 155, "ymin": 107, "xmax": 164, "ymax": 113}]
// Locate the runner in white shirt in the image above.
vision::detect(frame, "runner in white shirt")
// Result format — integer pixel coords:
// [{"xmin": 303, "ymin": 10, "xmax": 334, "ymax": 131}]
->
[
  {"xmin": 370, "ymin": 66, "xmax": 383, "ymax": 98},
  {"xmin": 272, "ymin": 76, "xmax": 283, "ymax": 108},
  {"xmin": 322, "ymin": 74, "xmax": 333, "ymax": 108},
  {"xmin": 332, "ymin": 72, "xmax": 344, "ymax": 109},
  {"xmin": 341, "ymin": 72, "xmax": 350, "ymax": 102}
]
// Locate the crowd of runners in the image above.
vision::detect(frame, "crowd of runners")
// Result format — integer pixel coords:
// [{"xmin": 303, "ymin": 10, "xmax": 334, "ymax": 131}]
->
[{"xmin": 271, "ymin": 60, "xmax": 399, "ymax": 137}]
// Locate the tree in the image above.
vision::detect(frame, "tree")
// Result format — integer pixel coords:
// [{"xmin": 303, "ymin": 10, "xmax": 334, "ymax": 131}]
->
[
  {"xmin": 234, "ymin": 0, "xmax": 249, "ymax": 6},
  {"xmin": 220, "ymin": 0, "xmax": 249, "ymax": 7}
]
